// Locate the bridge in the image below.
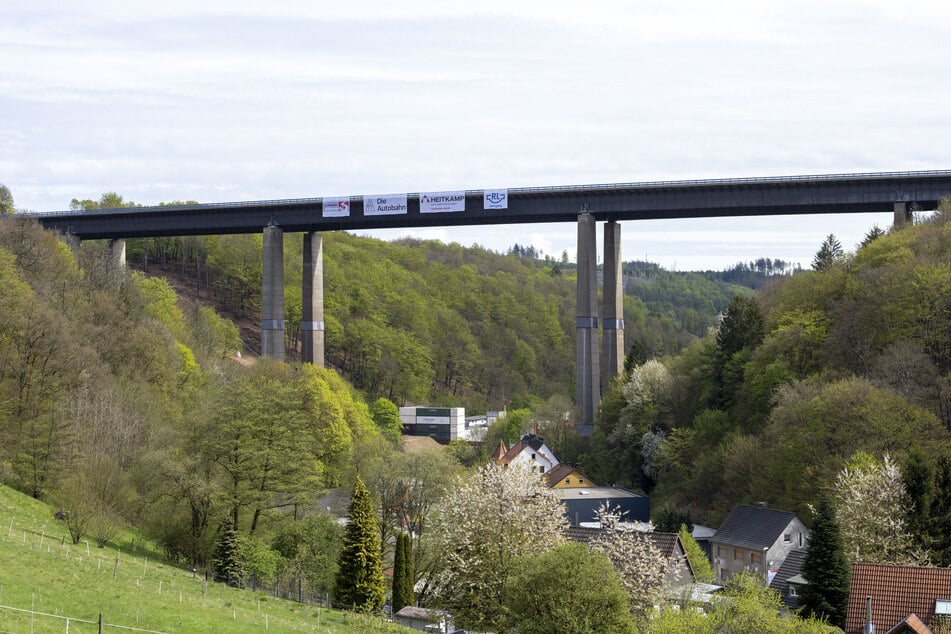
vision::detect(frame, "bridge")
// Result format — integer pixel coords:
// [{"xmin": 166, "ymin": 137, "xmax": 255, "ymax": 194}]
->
[{"xmin": 30, "ymin": 170, "xmax": 951, "ymax": 430}]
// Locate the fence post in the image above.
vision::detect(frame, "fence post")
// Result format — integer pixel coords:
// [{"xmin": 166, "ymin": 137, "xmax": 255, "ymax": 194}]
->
[{"xmin": 99, "ymin": 613, "xmax": 103, "ymax": 634}]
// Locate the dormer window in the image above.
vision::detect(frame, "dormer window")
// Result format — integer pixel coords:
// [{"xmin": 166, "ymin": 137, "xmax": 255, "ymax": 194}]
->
[{"xmin": 935, "ymin": 599, "xmax": 951, "ymax": 615}]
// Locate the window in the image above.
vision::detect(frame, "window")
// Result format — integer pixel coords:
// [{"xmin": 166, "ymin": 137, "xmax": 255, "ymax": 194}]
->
[
  {"xmin": 751, "ymin": 552, "xmax": 762, "ymax": 564},
  {"xmin": 579, "ymin": 478, "xmax": 585, "ymax": 484},
  {"xmin": 565, "ymin": 477, "xmax": 571, "ymax": 485},
  {"xmin": 539, "ymin": 466, "xmax": 545, "ymax": 473},
  {"xmin": 733, "ymin": 549, "xmax": 742, "ymax": 561},
  {"xmin": 783, "ymin": 533, "xmax": 791, "ymax": 543},
  {"xmin": 935, "ymin": 600, "xmax": 951, "ymax": 615},
  {"xmin": 799, "ymin": 533, "xmax": 803, "ymax": 547},
  {"xmin": 789, "ymin": 586, "xmax": 798, "ymax": 597},
  {"xmin": 531, "ymin": 453, "xmax": 536, "ymax": 460}
]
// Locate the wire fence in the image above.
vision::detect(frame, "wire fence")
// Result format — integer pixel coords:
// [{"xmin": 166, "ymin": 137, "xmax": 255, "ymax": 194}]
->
[{"xmin": 0, "ymin": 603, "xmax": 166, "ymax": 633}]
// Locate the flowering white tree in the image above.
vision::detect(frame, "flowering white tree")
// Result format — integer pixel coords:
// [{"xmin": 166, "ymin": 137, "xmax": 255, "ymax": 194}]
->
[
  {"xmin": 622, "ymin": 359, "xmax": 673, "ymax": 410},
  {"xmin": 834, "ymin": 452, "xmax": 929, "ymax": 565},
  {"xmin": 427, "ymin": 462, "xmax": 567, "ymax": 632},
  {"xmin": 591, "ymin": 503, "xmax": 668, "ymax": 623}
]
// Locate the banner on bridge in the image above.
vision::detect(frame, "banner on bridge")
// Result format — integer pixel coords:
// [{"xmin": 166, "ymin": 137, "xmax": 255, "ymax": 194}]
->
[
  {"xmin": 420, "ymin": 191, "xmax": 466, "ymax": 213},
  {"xmin": 363, "ymin": 194, "xmax": 408, "ymax": 216},
  {"xmin": 484, "ymin": 189, "xmax": 508, "ymax": 210},
  {"xmin": 322, "ymin": 197, "xmax": 351, "ymax": 217}
]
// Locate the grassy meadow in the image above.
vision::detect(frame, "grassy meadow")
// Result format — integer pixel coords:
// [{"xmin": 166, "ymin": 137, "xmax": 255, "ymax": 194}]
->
[{"xmin": 0, "ymin": 485, "xmax": 411, "ymax": 633}]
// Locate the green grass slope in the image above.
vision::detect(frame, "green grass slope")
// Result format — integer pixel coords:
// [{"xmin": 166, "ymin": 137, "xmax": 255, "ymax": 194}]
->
[{"xmin": 0, "ymin": 485, "xmax": 410, "ymax": 633}]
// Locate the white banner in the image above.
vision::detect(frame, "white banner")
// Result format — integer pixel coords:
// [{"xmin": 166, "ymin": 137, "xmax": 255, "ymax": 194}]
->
[
  {"xmin": 363, "ymin": 194, "xmax": 408, "ymax": 216},
  {"xmin": 322, "ymin": 197, "xmax": 351, "ymax": 217},
  {"xmin": 420, "ymin": 191, "xmax": 466, "ymax": 213},
  {"xmin": 483, "ymin": 189, "xmax": 508, "ymax": 210}
]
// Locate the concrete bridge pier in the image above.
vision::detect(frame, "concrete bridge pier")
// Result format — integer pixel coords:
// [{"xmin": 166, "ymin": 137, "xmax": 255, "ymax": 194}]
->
[
  {"xmin": 108, "ymin": 238, "xmax": 126, "ymax": 269},
  {"xmin": 301, "ymin": 232, "xmax": 325, "ymax": 366},
  {"xmin": 601, "ymin": 220, "xmax": 624, "ymax": 390},
  {"xmin": 894, "ymin": 202, "xmax": 912, "ymax": 228},
  {"xmin": 261, "ymin": 225, "xmax": 285, "ymax": 360},
  {"xmin": 575, "ymin": 212, "xmax": 600, "ymax": 434}
]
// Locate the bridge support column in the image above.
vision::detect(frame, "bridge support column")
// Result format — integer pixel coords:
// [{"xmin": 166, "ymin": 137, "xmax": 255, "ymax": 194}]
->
[
  {"xmin": 893, "ymin": 202, "xmax": 911, "ymax": 229},
  {"xmin": 575, "ymin": 212, "xmax": 600, "ymax": 435},
  {"xmin": 301, "ymin": 232, "xmax": 325, "ymax": 366},
  {"xmin": 261, "ymin": 225, "xmax": 285, "ymax": 361},
  {"xmin": 108, "ymin": 239, "xmax": 126, "ymax": 269},
  {"xmin": 602, "ymin": 220, "xmax": 624, "ymax": 390}
]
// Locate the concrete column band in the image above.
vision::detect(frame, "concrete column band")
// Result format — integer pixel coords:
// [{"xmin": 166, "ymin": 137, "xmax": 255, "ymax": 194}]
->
[{"xmin": 301, "ymin": 321, "xmax": 325, "ymax": 331}]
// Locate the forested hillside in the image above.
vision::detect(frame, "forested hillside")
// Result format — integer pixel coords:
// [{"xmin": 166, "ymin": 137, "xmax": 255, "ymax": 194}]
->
[
  {"xmin": 587, "ymin": 204, "xmax": 951, "ymax": 560},
  {"xmin": 124, "ymin": 230, "xmax": 754, "ymax": 411},
  {"xmin": 0, "ymin": 216, "xmax": 396, "ymax": 583}
]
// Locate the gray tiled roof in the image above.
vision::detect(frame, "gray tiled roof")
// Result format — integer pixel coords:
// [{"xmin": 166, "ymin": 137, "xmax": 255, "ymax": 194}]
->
[
  {"xmin": 713, "ymin": 504, "xmax": 798, "ymax": 550},
  {"xmin": 770, "ymin": 549, "xmax": 806, "ymax": 607}
]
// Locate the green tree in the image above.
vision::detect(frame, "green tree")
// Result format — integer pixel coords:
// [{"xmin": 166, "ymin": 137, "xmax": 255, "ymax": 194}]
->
[
  {"xmin": 679, "ymin": 523, "xmax": 716, "ymax": 583},
  {"xmin": 212, "ymin": 518, "xmax": 243, "ymax": 587},
  {"xmin": 928, "ymin": 455, "xmax": 951, "ymax": 566},
  {"xmin": 812, "ymin": 234, "xmax": 844, "ymax": 271},
  {"xmin": 0, "ymin": 183, "xmax": 13, "ymax": 215},
  {"xmin": 272, "ymin": 514, "xmax": 343, "ymax": 595},
  {"xmin": 369, "ymin": 397, "xmax": 402, "ymax": 444},
  {"xmin": 334, "ymin": 476, "xmax": 385, "ymax": 612},
  {"xmin": 714, "ymin": 295, "xmax": 765, "ymax": 408},
  {"xmin": 860, "ymin": 225, "xmax": 886, "ymax": 249},
  {"xmin": 392, "ymin": 532, "xmax": 414, "ymax": 613},
  {"xmin": 799, "ymin": 497, "xmax": 850, "ymax": 628},
  {"xmin": 903, "ymin": 448, "xmax": 935, "ymax": 549},
  {"xmin": 503, "ymin": 542, "xmax": 637, "ymax": 634}
]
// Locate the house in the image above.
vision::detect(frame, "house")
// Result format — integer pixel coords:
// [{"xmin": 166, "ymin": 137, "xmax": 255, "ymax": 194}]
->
[
  {"xmin": 711, "ymin": 503, "xmax": 809, "ymax": 584},
  {"xmin": 768, "ymin": 549, "xmax": 806, "ymax": 608},
  {"xmin": 559, "ymin": 486, "xmax": 650, "ymax": 525},
  {"xmin": 394, "ymin": 606, "xmax": 452, "ymax": 633},
  {"xmin": 844, "ymin": 562, "xmax": 951, "ymax": 634},
  {"xmin": 566, "ymin": 526, "xmax": 694, "ymax": 587},
  {"xmin": 544, "ymin": 463, "xmax": 596, "ymax": 488},
  {"xmin": 492, "ymin": 433, "xmax": 559, "ymax": 475}
]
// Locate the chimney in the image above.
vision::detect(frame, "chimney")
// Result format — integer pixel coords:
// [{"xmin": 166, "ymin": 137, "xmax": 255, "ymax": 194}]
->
[{"xmin": 864, "ymin": 596, "xmax": 875, "ymax": 634}]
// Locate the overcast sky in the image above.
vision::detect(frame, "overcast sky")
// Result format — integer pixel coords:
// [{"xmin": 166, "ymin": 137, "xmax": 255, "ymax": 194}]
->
[{"xmin": 3, "ymin": 1, "xmax": 950, "ymax": 270}]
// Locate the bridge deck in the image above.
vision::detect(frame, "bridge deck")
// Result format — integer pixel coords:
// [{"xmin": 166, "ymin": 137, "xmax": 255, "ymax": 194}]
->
[{"xmin": 29, "ymin": 170, "xmax": 951, "ymax": 239}]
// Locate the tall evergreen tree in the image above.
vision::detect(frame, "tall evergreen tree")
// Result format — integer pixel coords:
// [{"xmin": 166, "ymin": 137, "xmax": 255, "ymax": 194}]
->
[
  {"xmin": 334, "ymin": 476, "xmax": 385, "ymax": 612},
  {"xmin": 812, "ymin": 233, "xmax": 844, "ymax": 271},
  {"xmin": 212, "ymin": 518, "xmax": 243, "ymax": 587},
  {"xmin": 799, "ymin": 497, "xmax": 850, "ymax": 628},
  {"xmin": 679, "ymin": 523, "xmax": 716, "ymax": 584},
  {"xmin": 929, "ymin": 455, "xmax": 951, "ymax": 566},
  {"xmin": 903, "ymin": 448, "xmax": 934, "ymax": 549},
  {"xmin": 392, "ymin": 532, "xmax": 414, "ymax": 613},
  {"xmin": 713, "ymin": 294, "xmax": 764, "ymax": 407}
]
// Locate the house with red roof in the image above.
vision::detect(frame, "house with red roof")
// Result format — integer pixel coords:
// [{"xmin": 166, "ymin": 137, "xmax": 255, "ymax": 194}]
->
[
  {"xmin": 491, "ymin": 433, "xmax": 559, "ymax": 475},
  {"xmin": 845, "ymin": 562, "xmax": 951, "ymax": 634}
]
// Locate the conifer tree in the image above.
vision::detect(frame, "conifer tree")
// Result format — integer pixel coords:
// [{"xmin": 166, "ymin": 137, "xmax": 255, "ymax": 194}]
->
[
  {"xmin": 928, "ymin": 455, "xmax": 951, "ymax": 566},
  {"xmin": 799, "ymin": 497, "xmax": 850, "ymax": 628},
  {"xmin": 392, "ymin": 532, "xmax": 414, "ymax": 613},
  {"xmin": 212, "ymin": 518, "xmax": 243, "ymax": 587},
  {"xmin": 334, "ymin": 476, "xmax": 385, "ymax": 612},
  {"xmin": 679, "ymin": 523, "xmax": 715, "ymax": 583}
]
